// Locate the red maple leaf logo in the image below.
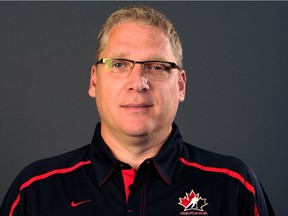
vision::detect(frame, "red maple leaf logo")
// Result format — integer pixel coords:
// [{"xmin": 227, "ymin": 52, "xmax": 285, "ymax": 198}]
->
[{"xmin": 178, "ymin": 190, "xmax": 208, "ymax": 212}]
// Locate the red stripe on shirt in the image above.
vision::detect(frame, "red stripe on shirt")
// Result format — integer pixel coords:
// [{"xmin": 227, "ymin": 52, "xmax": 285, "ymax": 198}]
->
[
  {"xmin": 9, "ymin": 160, "xmax": 91, "ymax": 216},
  {"xmin": 254, "ymin": 202, "xmax": 260, "ymax": 216},
  {"xmin": 179, "ymin": 157, "xmax": 260, "ymax": 215},
  {"xmin": 179, "ymin": 157, "xmax": 255, "ymax": 195}
]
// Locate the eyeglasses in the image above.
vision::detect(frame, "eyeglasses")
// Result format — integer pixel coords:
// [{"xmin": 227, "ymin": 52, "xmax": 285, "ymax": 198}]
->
[{"xmin": 96, "ymin": 58, "xmax": 180, "ymax": 80}]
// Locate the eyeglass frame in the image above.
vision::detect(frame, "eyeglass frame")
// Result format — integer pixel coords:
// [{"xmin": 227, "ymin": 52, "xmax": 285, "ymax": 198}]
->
[{"xmin": 95, "ymin": 58, "xmax": 180, "ymax": 80}]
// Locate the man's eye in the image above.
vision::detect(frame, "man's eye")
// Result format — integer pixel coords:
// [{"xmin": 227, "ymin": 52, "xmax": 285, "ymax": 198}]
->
[
  {"xmin": 152, "ymin": 65, "xmax": 164, "ymax": 70},
  {"xmin": 112, "ymin": 62, "xmax": 124, "ymax": 68},
  {"xmin": 148, "ymin": 63, "xmax": 169, "ymax": 71}
]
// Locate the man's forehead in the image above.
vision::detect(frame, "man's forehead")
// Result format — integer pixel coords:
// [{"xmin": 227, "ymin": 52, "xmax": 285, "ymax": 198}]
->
[{"xmin": 98, "ymin": 21, "xmax": 175, "ymax": 61}]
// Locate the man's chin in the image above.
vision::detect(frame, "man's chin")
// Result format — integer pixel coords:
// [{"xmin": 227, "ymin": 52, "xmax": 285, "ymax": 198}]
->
[
  {"xmin": 122, "ymin": 123, "xmax": 152, "ymax": 138},
  {"xmin": 124, "ymin": 129, "xmax": 150, "ymax": 138}
]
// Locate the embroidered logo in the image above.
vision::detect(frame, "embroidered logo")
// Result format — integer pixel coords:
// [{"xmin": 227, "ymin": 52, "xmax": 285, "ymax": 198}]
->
[
  {"xmin": 71, "ymin": 199, "xmax": 91, "ymax": 207},
  {"xmin": 178, "ymin": 190, "xmax": 208, "ymax": 215}
]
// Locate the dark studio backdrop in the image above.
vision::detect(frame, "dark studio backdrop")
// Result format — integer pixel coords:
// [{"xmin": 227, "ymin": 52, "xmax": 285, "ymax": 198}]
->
[{"xmin": 0, "ymin": 1, "xmax": 287, "ymax": 215}]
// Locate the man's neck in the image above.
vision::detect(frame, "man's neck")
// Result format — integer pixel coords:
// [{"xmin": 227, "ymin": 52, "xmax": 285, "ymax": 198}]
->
[{"xmin": 100, "ymin": 126, "xmax": 171, "ymax": 171}]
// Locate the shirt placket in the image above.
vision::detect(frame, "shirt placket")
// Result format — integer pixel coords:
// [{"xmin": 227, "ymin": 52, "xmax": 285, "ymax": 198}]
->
[{"xmin": 125, "ymin": 160, "xmax": 152, "ymax": 216}]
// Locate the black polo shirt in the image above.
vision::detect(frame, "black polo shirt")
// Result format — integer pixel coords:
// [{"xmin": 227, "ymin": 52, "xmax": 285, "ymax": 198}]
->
[{"xmin": 0, "ymin": 123, "xmax": 274, "ymax": 216}]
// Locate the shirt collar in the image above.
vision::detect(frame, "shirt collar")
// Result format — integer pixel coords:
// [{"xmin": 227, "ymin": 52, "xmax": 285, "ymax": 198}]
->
[
  {"xmin": 89, "ymin": 123, "xmax": 119, "ymax": 186},
  {"xmin": 152, "ymin": 123, "xmax": 183, "ymax": 185},
  {"xmin": 89, "ymin": 122, "xmax": 183, "ymax": 186}
]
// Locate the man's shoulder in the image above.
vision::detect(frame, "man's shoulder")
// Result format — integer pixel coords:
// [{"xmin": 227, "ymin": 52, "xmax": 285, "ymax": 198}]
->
[
  {"xmin": 15, "ymin": 144, "xmax": 91, "ymax": 185},
  {"xmin": 181, "ymin": 142, "xmax": 252, "ymax": 177}
]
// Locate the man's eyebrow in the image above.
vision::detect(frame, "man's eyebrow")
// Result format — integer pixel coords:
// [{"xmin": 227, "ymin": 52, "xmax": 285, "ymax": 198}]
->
[
  {"xmin": 105, "ymin": 53, "xmax": 171, "ymax": 62},
  {"xmin": 108, "ymin": 53, "xmax": 130, "ymax": 58},
  {"xmin": 146, "ymin": 56, "xmax": 168, "ymax": 61}
]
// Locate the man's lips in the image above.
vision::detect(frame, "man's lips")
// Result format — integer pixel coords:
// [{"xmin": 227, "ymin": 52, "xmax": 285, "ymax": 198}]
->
[{"xmin": 121, "ymin": 103, "xmax": 153, "ymax": 109}]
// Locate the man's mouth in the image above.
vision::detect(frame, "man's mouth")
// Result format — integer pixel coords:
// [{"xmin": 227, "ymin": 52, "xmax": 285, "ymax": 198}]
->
[{"xmin": 121, "ymin": 103, "xmax": 153, "ymax": 109}]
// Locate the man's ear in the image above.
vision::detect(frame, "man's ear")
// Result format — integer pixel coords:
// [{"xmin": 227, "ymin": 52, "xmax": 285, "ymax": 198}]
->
[
  {"xmin": 178, "ymin": 69, "xmax": 186, "ymax": 102},
  {"xmin": 88, "ymin": 65, "xmax": 97, "ymax": 98}
]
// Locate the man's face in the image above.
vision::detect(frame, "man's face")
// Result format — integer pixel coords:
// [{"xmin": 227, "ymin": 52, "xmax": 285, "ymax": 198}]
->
[{"xmin": 89, "ymin": 22, "xmax": 186, "ymax": 142}]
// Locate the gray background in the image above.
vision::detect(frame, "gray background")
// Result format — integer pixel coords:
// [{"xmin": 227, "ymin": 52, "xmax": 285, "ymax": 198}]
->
[{"xmin": 0, "ymin": 2, "xmax": 287, "ymax": 215}]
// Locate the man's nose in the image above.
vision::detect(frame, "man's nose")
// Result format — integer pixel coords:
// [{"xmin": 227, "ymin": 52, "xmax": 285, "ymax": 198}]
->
[{"xmin": 128, "ymin": 64, "xmax": 149, "ymax": 93}]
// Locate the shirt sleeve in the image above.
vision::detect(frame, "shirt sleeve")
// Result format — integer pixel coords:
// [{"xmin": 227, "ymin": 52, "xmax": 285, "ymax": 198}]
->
[
  {"xmin": 0, "ymin": 175, "xmax": 24, "ymax": 216},
  {"xmin": 244, "ymin": 168, "xmax": 275, "ymax": 216}
]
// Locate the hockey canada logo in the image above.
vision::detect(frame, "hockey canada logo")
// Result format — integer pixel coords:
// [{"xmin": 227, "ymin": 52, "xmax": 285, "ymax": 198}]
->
[{"xmin": 178, "ymin": 190, "xmax": 208, "ymax": 215}]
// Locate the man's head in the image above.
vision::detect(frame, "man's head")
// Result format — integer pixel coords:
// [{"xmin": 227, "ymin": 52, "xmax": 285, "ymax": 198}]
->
[
  {"xmin": 96, "ymin": 5, "xmax": 183, "ymax": 68},
  {"xmin": 89, "ymin": 5, "xmax": 186, "ymax": 145}
]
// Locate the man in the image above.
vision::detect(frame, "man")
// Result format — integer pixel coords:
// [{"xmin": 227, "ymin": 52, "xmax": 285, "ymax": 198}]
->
[{"xmin": 0, "ymin": 5, "xmax": 274, "ymax": 216}]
